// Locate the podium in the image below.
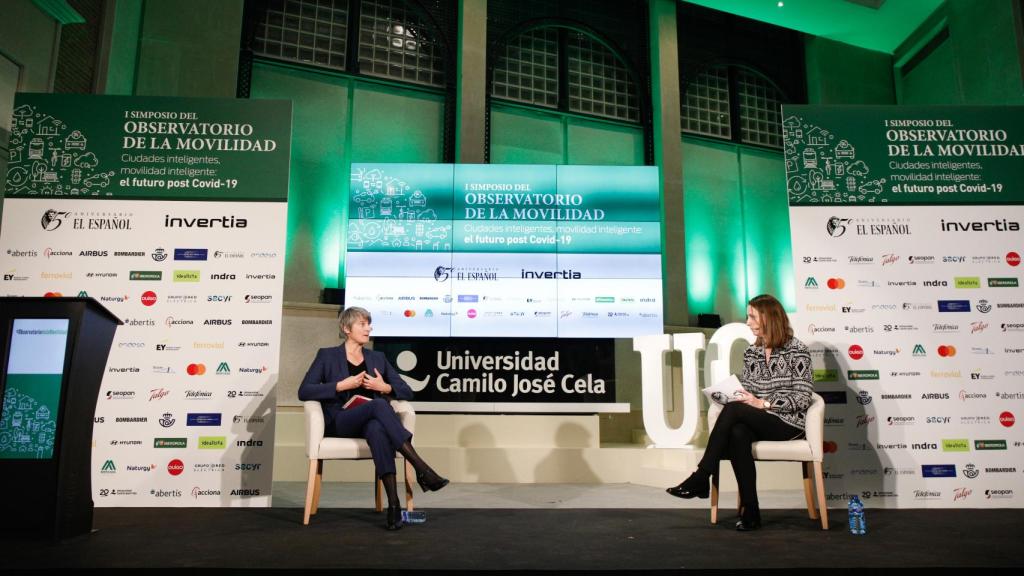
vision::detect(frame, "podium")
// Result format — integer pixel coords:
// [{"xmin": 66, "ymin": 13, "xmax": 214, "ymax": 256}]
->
[{"xmin": 0, "ymin": 297, "xmax": 121, "ymax": 539}]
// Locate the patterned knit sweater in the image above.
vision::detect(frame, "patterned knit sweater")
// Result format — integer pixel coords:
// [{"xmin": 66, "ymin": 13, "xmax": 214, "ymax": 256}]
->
[{"xmin": 740, "ymin": 337, "xmax": 814, "ymax": 431}]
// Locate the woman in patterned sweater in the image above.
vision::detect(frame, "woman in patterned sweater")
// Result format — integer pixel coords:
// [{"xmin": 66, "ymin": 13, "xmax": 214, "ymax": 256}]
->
[{"xmin": 666, "ymin": 294, "xmax": 813, "ymax": 531}]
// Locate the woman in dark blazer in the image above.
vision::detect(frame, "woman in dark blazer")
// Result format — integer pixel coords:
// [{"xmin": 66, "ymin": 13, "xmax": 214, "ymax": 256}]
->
[{"xmin": 298, "ymin": 306, "xmax": 448, "ymax": 530}]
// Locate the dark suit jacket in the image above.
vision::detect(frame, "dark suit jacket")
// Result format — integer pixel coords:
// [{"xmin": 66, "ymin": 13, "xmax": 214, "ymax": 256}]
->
[{"xmin": 297, "ymin": 346, "xmax": 413, "ymax": 425}]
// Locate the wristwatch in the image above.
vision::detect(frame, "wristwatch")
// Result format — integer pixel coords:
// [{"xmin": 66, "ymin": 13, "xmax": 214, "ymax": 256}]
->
[{"xmin": 762, "ymin": 398, "xmax": 771, "ymax": 410}]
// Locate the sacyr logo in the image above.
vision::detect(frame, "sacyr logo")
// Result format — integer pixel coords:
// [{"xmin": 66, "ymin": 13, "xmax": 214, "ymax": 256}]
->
[
  {"xmin": 1000, "ymin": 412, "xmax": 1015, "ymax": 427},
  {"xmin": 1008, "ymin": 252, "xmax": 1021, "ymax": 267},
  {"xmin": 827, "ymin": 278, "xmax": 845, "ymax": 289},
  {"xmin": 217, "ymin": 362, "xmax": 230, "ymax": 374},
  {"xmin": 938, "ymin": 345, "xmax": 957, "ymax": 357},
  {"xmin": 826, "ymin": 216, "xmax": 851, "ymax": 238},
  {"xmin": 141, "ymin": 290, "xmax": 157, "ymax": 306},
  {"xmin": 848, "ymin": 345, "xmax": 864, "ymax": 360},
  {"xmin": 168, "ymin": 459, "xmax": 184, "ymax": 476},
  {"xmin": 187, "ymin": 363, "xmax": 206, "ymax": 375}
]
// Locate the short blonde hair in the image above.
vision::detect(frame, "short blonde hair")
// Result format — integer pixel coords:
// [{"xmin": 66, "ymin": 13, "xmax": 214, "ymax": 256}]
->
[
  {"xmin": 748, "ymin": 294, "xmax": 792, "ymax": 349},
  {"xmin": 338, "ymin": 306, "xmax": 371, "ymax": 340}
]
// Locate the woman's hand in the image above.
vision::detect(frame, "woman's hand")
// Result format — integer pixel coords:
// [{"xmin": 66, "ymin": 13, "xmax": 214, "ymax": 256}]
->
[
  {"xmin": 361, "ymin": 368, "xmax": 393, "ymax": 395},
  {"xmin": 736, "ymin": 390, "xmax": 768, "ymax": 409},
  {"xmin": 336, "ymin": 371, "xmax": 366, "ymax": 392}
]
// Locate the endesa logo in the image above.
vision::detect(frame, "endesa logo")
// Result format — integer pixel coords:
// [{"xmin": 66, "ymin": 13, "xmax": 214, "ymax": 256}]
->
[
  {"xmin": 1008, "ymin": 252, "xmax": 1021, "ymax": 267},
  {"xmin": 167, "ymin": 459, "xmax": 185, "ymax": 476},
  {"xmin": 174, "ymin": 248, "xmax": 208, "ymax": 261},
  {"xmin": 141, "ymin": 291, "xmax": 158, "ymax": 306},
  {"xmin": 848, "ymin": 345, "xmax": 864, "ymax": 360}
]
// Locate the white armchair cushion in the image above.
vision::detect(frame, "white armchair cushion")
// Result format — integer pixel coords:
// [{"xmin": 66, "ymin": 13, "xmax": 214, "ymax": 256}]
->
[
  {"xmin": 706, "ymin": 392, "xmax": 825, "ymax": 463},
  {"xmin": 303, "ymin": 399, "xmax": 416, "ymax": 460}
]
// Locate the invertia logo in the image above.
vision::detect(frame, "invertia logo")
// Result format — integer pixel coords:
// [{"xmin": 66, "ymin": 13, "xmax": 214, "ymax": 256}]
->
[
  {"xmin": 164, "ymin": 215, "xmax": 247, "ymax": 228},
  {"xmin": 141, "ymin": 291, "xmax": 157, "ymax": 306},
  {"xmin": 187, "ymin": 363, "xmax": 206, "ymax": 375},
  {"xmin": 827, "ymin": 278, "xmax": 845, "ymax": 289},
  {"xmin": 1000, "ymin": 412, "xmax": 1015, "ymax": 427},
  {"xmin": 168, "ymin": 459, "xmax": 185, "ymax": 476},
  {"xmin": 1008, "ymin": 252, "xmax": 1021, "ymax": 267},
  {"xmin": 937, "ymin": 345, "xmax": 957, "ymax": 357},
  {"xmin": 848, "ymin": 345, "xmax": 864, "ymax": 360},
  {"xmin": 941, "ymin": 219, "xmax": 1020, "ymax": 232}
]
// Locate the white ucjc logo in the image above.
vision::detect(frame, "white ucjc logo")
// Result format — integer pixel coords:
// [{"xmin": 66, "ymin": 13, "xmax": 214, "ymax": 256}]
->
[{"xmin": 632, "ymin": 323, "xmax": 754, "ymax": 448}]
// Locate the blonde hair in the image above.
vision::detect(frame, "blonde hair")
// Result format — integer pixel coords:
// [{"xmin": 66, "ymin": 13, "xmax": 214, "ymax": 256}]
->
[
  {"xmin": 748, "ymin": 294, "xmax": 792, "ymax": 349},
  {"xmin": 338, "ymin": 306, "xmax": 371, "ymax": 340}
]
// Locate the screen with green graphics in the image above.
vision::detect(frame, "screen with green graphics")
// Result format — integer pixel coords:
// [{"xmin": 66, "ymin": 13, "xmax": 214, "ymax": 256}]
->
[
  {"xmin": 345, "ymin": 164, "xmax": 663, "ymax": 337},
  {"xmin": 0, "ymin": 319, "xmax": 70, "ymax": 459}
]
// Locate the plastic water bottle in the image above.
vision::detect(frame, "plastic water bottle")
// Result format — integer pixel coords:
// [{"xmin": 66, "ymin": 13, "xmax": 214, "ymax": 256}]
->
[
  {"xmin": 402, "ymin": 510, "xmax": 427, "ymax": 524},
  {"xmin": 847, "ymin": 495, "xmax": 866, "ymax": 535}
]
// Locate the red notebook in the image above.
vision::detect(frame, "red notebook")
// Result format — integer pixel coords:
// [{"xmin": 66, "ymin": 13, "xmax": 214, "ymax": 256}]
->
[{"xmin": 342, "ymin": 394, "xmax": 372, "ymax": 410}]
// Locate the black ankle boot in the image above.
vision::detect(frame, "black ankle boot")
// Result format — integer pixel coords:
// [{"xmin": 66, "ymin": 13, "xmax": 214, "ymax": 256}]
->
[
  {"xmin": 666, "ymin": 471, "xmax": 710, "ymax": 499},
  {"xmin": 735, "ymin": 503, "xmax": 762, "ymax": 531},
  {"xmin": 386, "ymin": 504, "xmax": 403, "ymax": 531},
  {"xmin": 416, "ymin": 469, "xmax": 449, "ymax": 493}
]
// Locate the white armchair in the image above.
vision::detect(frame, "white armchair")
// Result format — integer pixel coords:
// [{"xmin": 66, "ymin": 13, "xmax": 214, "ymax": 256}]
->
[
  {"xmin": 707, "ymin": 392, "xmax": 828, "ymax": 530},
  {"xmin": 302, "ymin": 399, "xmax": 416, "ymax": 525}
]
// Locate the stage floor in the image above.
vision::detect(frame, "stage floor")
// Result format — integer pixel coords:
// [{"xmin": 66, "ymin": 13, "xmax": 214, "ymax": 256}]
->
[{"xmin": 3, "ymin": 483, "xmax": 1022, "ymax": 570}]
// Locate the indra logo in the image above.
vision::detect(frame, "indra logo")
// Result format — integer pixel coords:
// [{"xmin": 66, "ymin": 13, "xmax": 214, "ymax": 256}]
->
[
  {"xmin": 433, "ymin": 266, "xmax": 452, "ymax": 282},
  {"xmin": 848, "ymin": 345, "xmax": 864, "ymax": 360},
  {"xmin": 167, "ymin": 459, "xmax": 185, "ymax": 476},
  {"xmin": 826, "ymin": 216, "xmax": 851, "ymax": 237},
  {"xmin": 41, "ymin": 209, "xmax": 69, "ymax": 231},
  {"xmin": 856, "ymin": 391, "xmax": 872, "ymax": 405},
  {"xmin": 1008, "ymin": 252, "xmax": 1021, "ymax": 267}
]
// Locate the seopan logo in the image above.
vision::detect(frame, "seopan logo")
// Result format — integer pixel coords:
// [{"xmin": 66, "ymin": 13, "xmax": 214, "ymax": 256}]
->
[{"xmin": 217, "ymin": 362, "xmax": 231, "ymax": 374}]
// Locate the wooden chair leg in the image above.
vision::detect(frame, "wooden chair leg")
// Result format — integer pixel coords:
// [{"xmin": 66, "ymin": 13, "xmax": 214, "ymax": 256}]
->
[
  {"xmin": 404, "ymin": 457, "xmax": 415, "ymax": 511},
  {"xmin": 312, "ymin": 460, "xmax": 323, "ymax": 514},
  {"xmin": 813, "ymin": 461, "xmax": 829, "ymax": 530},
  {"xmin": 710, "ymin": 478, "xmax": 719, "ymax": 524},
  {"xmin": 374, "ymin": 478, "xmax": 383, "ymax": 512},
  {"xmin": 303, "ymin": 459, "xmax": 318, "ymax": 525},
  {"xmin": 803, "ymin": 462, "xmax": 818, "ymax": 519}
]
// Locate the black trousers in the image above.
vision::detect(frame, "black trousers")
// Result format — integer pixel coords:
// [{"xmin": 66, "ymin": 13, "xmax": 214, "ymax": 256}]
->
[
  {"xmin": 327, "ymin": 398, "xmax": 412, "ymax": 478},
  {"xmin": 699, "ymin": 402, "xmax": 804, "ymax": 507}
]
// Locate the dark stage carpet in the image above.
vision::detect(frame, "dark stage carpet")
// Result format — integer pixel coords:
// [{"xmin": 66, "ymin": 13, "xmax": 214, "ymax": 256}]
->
[{"xmin": 2, "ymin": 507, "xmax": 1022, "ymax": 570}]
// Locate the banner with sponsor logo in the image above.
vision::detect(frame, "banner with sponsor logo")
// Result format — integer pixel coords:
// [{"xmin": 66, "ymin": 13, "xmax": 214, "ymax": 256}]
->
[
  {"xmin": 345, "ymin": 163, "xmax": 663, "ymax": 338},
  {"xmin": 785, "ymin": 106, "xmax": 1023, "ymax": 508},
  {"xmin": 0, "ymin": 94, "xmax": 290, "ymax": 506}
]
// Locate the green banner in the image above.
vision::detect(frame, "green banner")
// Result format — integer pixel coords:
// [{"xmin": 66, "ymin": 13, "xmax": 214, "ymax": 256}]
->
[
  {"xmin": 783, "ymin": 105, "xmax": 1024, "ymax": 206},
  {"xmin": 6, "ymin": 93, "xmax": 291, "ymax": 201}
]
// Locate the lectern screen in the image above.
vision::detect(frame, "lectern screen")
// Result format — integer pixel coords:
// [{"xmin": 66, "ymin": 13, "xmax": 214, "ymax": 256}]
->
[{"xmin": 0, "ymin": 319, "xmax": 70, "ymax": 459}]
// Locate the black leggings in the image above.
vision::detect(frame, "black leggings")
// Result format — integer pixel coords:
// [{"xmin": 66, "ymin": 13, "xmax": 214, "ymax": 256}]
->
[{"xmin": 699, "ymin": 402, "xmax": 804, "ymax": 507}]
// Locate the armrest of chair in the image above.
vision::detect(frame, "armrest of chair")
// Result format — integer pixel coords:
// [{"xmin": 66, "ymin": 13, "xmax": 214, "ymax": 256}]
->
[
  {"xmin": 390, "ymin": 399, "xmax": 416, "ymax": 436},
  {"xmin": 303, "ymin": 400, "xmax": 325, "ymax": 460},
  {"xmin": 805, "ymin": 393, "xmax": 825, "ymax": 461}
]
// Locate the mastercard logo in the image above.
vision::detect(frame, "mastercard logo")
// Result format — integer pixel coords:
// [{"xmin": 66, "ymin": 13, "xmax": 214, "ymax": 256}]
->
[
  {"xmin": 168, "ymin": 459, "xmax": 184, "ymax": 476},
  {"xmin": 823, "ymin": 441, "xmax": 838, "ymax": 454},
  {"xmin": 44, "ymin": 292, "xmax": 63, "ymax": 298},
  {"xmin": 848, "ymin": 345, "xmax": 864, "ymax": 360},
  {"xmin": 937, "ymin": 345, "xmax": 957, "ymax": 357},
  {"xmin": 403, "ymin": 310, "xmax": 416, "ymax": 318},
  {"xmin": 826, "ymin": 278, "xmax": 846, "ymax": 289},
  {"xmin": 141, "ymin": 291, "xmax": 157, "ymax": 306},
  {"xmin": 187, "ymin": 363, "xmax": 206, "ymax": 375}
]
